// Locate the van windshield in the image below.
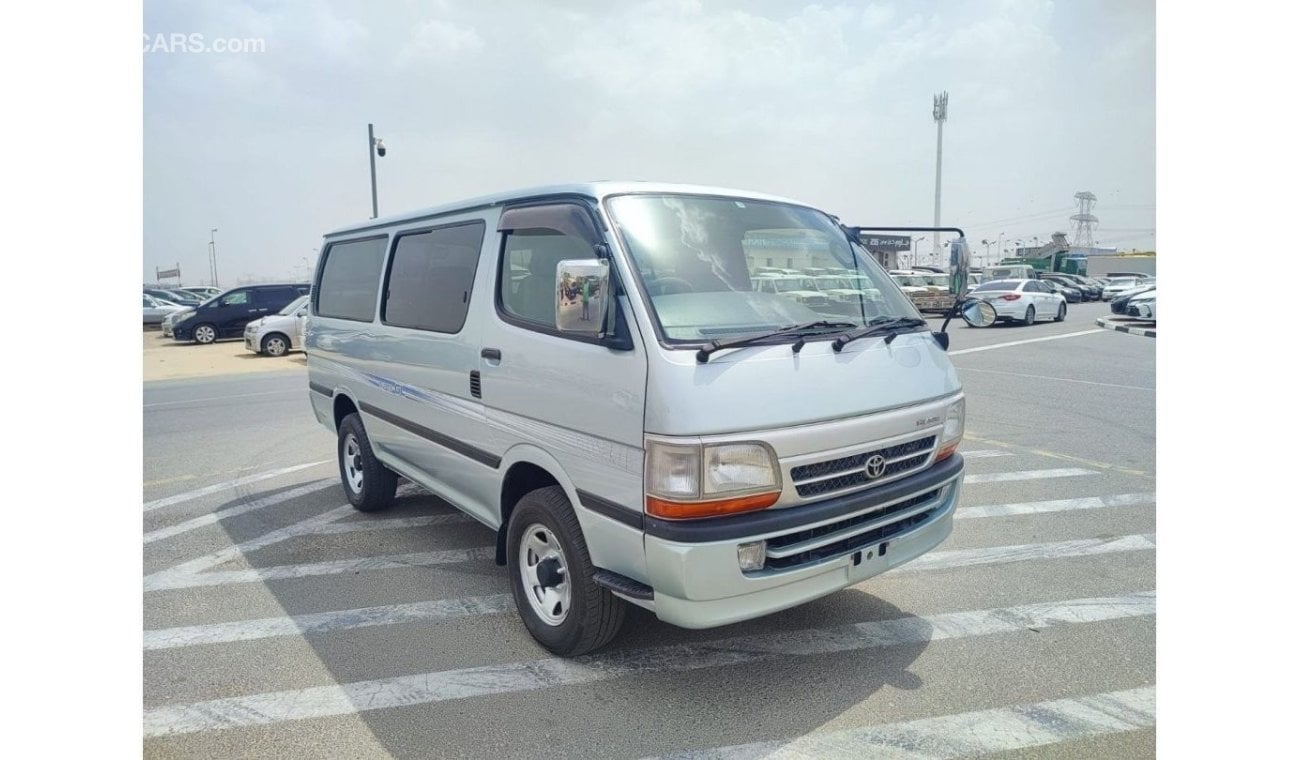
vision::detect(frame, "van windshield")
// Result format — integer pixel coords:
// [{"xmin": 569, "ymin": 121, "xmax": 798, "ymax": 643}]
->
[{"xmin": 606, "ymin": 194, "xmax": 920, "ymax": 344}]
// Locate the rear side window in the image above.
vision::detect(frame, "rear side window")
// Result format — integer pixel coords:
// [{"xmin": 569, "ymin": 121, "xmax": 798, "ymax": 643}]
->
[
  {"xmin": 382, "ymin": 222, "xmax": 486, "ymax": 333},
  {"xmin": 258, "ymin": 287, "xmax": 301, "ymax": 310},
  {"xmin": 317, "ymin": 237, "xmax": 388, "ymax": 322}
]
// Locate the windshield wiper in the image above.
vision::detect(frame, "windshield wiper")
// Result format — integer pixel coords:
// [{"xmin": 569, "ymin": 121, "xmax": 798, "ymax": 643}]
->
[
  {"xmin": 830, "ymin": 317, "xmax": 929, "ymax": 352},
  {"xmin": 696, "ymin": 320, "xmax": 856, "ymax": 363}
]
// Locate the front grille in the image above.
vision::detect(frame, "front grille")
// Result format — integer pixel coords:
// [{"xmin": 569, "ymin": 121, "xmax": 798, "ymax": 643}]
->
[
  {"xmin": 791, "ymin": 435, "xmax": 936, "ymax": 498},
  {"xmin": 763, "ymin": 488, "xmax": 944, "ymax": 571}
]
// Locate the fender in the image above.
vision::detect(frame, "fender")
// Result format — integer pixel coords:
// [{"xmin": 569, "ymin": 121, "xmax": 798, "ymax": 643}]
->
[{"xmin": 495, "ymin": 443, "xmax": 646, "ymax": 580}]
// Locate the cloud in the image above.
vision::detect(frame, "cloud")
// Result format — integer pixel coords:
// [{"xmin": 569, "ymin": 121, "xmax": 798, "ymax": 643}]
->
[{"xmin": 397, "ymin": 19, "xmax": 485, "ymax": 65}]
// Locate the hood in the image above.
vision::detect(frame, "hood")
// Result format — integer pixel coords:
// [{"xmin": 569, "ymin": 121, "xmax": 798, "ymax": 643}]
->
[{"xmin": 644, "ymin": 330, "xmax": 961, "ymax": 435}]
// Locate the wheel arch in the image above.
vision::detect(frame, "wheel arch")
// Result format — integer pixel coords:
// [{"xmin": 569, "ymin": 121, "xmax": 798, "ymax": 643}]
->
[
  {"xmin": 331, "ymin": 390, "xmax": 360, "ymax": 431},
  {"xmin": 496, "ymin": 445, "xmax": 583, "ymax": 566}
]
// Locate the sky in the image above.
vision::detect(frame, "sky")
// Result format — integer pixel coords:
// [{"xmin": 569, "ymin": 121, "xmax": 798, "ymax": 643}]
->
[{"xmin": 143, "ymin": 0, "xmax": 1155, "ymax": 285}]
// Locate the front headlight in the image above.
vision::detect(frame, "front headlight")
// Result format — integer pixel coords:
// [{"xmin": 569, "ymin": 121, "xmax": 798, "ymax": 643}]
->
[
  {"xmin": 936, "ymin": 398, "xmax": 965, "ymax": 462},
  {"xmin": 645, "ymin": 440, "xmax": 780, "ymax": 519}
]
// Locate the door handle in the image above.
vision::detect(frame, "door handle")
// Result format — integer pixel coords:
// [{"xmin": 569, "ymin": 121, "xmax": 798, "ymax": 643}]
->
[{"xmin": 481, "ymin": 347, "xmax": 502, "ymax": 361}]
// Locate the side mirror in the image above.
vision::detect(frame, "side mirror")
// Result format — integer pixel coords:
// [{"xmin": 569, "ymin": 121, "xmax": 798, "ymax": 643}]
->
[
  {"xmin": 960, "ymin": 299, "xmax": 998, "ymax": 328},
  {"xmin": 555, "ymin": 259, "xmax": 610, "ymax": 337}
]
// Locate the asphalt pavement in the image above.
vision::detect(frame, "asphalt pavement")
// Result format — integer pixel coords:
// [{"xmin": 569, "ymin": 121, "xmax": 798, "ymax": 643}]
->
[{"xmin": 143, "ymin": 301, "xmax": 1155, "ymax": 758}]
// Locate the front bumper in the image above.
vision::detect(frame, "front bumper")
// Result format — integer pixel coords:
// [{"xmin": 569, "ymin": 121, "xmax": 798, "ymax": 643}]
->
[{"xmin": 642, "ymin": 454, "xmax": 963, "ymax": 629}]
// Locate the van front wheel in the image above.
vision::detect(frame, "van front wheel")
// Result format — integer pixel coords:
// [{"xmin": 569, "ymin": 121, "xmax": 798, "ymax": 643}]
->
[
  {"xmin": 507, "ymin": 486, "xmax": 625, "ymax": 656},
  {"xmin": 337, "ymin": 413, "xmax": 397, "ymax": 512}
]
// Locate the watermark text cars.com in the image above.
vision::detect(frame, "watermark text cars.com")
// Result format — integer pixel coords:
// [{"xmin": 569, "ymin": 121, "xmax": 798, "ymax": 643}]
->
[{"xmin": 144, "ymin": 33, "xmax": 266, "ymax": 54}]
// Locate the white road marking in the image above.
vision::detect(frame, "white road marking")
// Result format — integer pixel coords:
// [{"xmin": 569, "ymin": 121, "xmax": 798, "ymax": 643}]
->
[
  {"xmin": 143, "ymin": 389, "xmax": 300, "ymax": 409},
  {"xmin": 144, "ymin": 505, "xmax": 356, "ymax": 589},
  {"xmin": 143, "ymin": 461, "xmax": 332, "ymax": 512},
  {"xmin": 141, "ymin": 591, "xmax": 1155, "ymax": 737},
  {"xmin": 899, "ymin": 534, "xmax": 1155, "ymax": 574},
  {"xmin": 957, "ymin": 449, "xmax": 1013, "ymax": 459},
  {"xmin": 147, "ymin": 529, "xmax": 1154, "ymax": 593},
  {"xmin": 143, "ymin": 532, "xmax": 1156, "ymax": 644},
  {"xmin": 953, "ymin": 365, "xmax": 1155, "ymax": 391},
  {"xmin": 958, "ymin": 492, "xmax": 1155, "ymax": 519},
  {"xmin": 655, "ymin": 686, "xmax": 1156, "ymax": 759},
  {"xmin": 963, "ymin": 467, "xmax": 1096, "ymax": 483},
  {"xmin": 144, "ymin": 546, "xmax": 498, "ymax": 591},
  {"xmin": 308, "ymin": 513, "xmax": 476, "ymax": 535},
  {"xmin": 948, "ymin": 328, "xmax": 1105, "ymax": 356},
  {"xmin": 143, "ymin": 481, "xmax": 335, "ymax": 545},
  {"xmin": 143, "ymin": 594, "xmax": 514, "ymax": 650}
]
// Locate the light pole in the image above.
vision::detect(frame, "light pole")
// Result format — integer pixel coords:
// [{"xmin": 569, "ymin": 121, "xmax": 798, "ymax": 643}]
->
[
  {"xmin": 911, "ymin": 236, "xmax": 927, "ymax": 270},
  {"xmin": 368, "ymin": 123, "xmax": 386, "ymax": 219},
  {"xmin": 980, "ymin": 239, "xmax": 991, "ymax": 268},
  {"xmin": 209, "ymin": 228, "xmax": 219, "ymax": 287},
  {"xmin": 932, "ymin": 92, "xmax": 948, "ymax": 265},
  {"xmin": 996, "ymin": 232, "xmax": 1005, "ymax": 262}
]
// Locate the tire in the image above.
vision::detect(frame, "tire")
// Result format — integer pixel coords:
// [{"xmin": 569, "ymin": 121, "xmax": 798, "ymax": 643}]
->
[
  {"xmin": 1054, "ymin": 302, "xmax": 1066, "ymax": 322},
  {"xmin": 1021, "ymin": 305, "xmax": 1035, "ymax": 326},
  {"xmin": 507, "ymin": 486, "xmax": 626, "ymax": 656},
  {"xmin": 193, "ymin": 323, "xmax": 218, "ymax": 344},
  {"xmin": 337, "ymin": 413, "xmax": 397, "ymax": 512},
  {"xmin": 262, "ymin": 332, "xmax": 290, "ymax": 357}
]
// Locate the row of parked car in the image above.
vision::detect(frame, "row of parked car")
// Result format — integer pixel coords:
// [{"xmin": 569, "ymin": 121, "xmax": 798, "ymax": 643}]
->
[
  {"xmin": 143, "ymin": 282, "xmax": 312, "ymax": 356},
  {"xmin": 961, "ymin": 271, "xmax": 1156, "ymax": 326}
]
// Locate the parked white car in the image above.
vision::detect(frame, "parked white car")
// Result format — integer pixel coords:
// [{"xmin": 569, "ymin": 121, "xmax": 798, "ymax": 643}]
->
[
  {"xmin": 1101, "ymin": 277, "xmax": 1145, "ymax": 300},
  {"xmin": 967, "ymin": 279, "xmax": 1067, "ymax": 325},
  {"xmin": 160, "ymin": 306, "xmax": 194, "ymax": 337},
  {"xmin": 244, "ymin": 295, "xmax": 309, "ymax": 356},
  {"xmin": 1125, "ymin": 289, "xmax": 1156, "ymax": 320}
]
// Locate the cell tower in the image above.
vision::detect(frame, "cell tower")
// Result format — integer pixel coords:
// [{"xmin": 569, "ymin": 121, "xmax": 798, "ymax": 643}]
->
[{"xmin": 1070, "ymin": 191, "xmax": 1098, "ymax": 252}]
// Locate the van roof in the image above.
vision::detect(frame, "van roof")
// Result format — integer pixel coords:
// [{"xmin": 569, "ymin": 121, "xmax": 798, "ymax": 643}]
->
[{"xmin": 324, "ymin": 181, "xmax": 810, "ymax": 238}]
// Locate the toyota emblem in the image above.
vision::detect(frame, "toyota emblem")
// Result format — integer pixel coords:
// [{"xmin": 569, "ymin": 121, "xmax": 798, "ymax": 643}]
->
[{"xmin": 864, "ymin": 454, "xmax": 887, "ymax": 479}]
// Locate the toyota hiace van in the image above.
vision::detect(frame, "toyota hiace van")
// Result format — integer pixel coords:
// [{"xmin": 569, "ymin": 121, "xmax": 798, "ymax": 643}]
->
[{"xmin": 306, "ymin": 182, "xmax": 973, "ymax": 655}]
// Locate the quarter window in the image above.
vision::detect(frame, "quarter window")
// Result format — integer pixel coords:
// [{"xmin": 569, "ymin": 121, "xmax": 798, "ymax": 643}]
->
[
  {"xmin": 382, "ymin": 222, "xmax": 486, "ymax": 333},
  {"xmin": 316, "ymin": 237, "xmax": 388, "ymax": 322}
]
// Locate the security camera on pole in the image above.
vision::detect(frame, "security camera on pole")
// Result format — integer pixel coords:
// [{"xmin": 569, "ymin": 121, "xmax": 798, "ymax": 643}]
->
[{"xmin": 368, "ymin": 123, "xmax": 387, "ymax": 219}]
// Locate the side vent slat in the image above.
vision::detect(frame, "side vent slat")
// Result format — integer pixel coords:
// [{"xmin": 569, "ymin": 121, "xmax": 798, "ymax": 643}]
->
[{"xmin": 469, "ymin": 370, "xmax": 482, "ymax": 399}]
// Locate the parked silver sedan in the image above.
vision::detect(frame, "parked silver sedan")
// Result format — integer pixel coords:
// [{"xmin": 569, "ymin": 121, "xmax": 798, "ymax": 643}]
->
[{"xmin": 143, "ymin": 294, "xmax": 185, "ymax": 326}]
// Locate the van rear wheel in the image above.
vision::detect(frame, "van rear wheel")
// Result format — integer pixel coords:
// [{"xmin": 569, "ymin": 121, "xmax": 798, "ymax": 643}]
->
[
  {"xmin": 507, "ymin": 486, "xmax": 625, "ymax": 656},
  {"xmin": 337, "ymin": 413, "xmax": 397, "ymax": 512}
]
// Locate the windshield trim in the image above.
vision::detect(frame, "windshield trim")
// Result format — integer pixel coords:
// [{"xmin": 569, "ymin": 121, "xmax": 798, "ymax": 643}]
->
[{"xmin": 600, "ymin": 191, "xmax": 919, "ymax": 351}]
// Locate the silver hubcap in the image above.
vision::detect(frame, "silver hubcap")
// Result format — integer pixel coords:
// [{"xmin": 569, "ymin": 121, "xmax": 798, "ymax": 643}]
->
[
  {"xmin": 343, "ymin": 433, "xmax": 364, "ymax": 493},
  {"xmin": 267, "ymin": 338, "xmax": 286, "ymax": 355},
  {"xmin": 518, "ymin": 524, "xmax": 570, "ymax": 625},
  {"xmin": 196, "ymin": 325, "xmax": 215, "ymax": 342}
]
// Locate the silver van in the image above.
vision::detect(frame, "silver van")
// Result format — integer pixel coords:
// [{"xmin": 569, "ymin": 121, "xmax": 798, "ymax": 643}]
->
[{"xmin": 306, "ymin": 182, "xmax": 975, "ymax": 656}]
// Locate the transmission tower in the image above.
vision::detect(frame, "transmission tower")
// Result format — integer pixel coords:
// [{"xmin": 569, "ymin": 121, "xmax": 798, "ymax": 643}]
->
[{"xmin": 1070, "ymin": 191, "xmax": 1098, "ymax": 251}]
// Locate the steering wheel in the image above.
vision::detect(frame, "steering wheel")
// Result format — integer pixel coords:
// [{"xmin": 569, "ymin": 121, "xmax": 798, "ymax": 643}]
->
[{"xmin": 652, "ymin": 277, "xmax": 695, "ymax": 295}]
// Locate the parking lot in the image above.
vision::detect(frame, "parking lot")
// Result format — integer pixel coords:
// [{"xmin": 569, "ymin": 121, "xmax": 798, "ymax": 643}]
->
[{"xmin": 143, "ymin": 301, "xmax": 1155, "ymax": 758}]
